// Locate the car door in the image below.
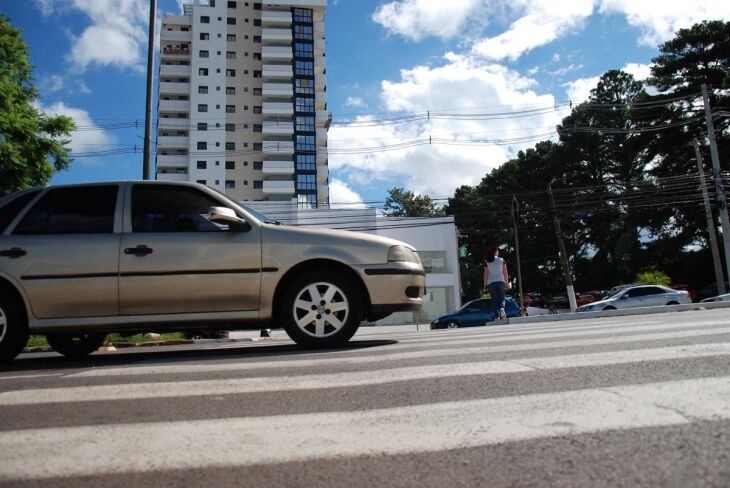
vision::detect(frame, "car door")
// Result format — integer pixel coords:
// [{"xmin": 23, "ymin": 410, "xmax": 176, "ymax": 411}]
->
[
  {"xmin": 1, "ymin": 184, "xmax": 122, "ymax": 318},
  {"xmin": 642, "ymin": 287, "xmax": 668, "ymax": 306},
  {"xmin": 118, "ymin": 183, "xmax": 261, "ymax": 315}
]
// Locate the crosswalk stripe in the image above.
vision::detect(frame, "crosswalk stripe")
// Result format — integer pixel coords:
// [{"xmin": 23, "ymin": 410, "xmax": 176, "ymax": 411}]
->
[
  {"xmin": 6, "ymin": 342, "xmax": 730, "ymax": 405},
  {"xmin": 1, "ymin": 376, "xmax": 728, "ymax": 481}
]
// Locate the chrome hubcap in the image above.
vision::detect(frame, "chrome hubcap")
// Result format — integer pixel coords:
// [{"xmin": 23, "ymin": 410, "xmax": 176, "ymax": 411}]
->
[
  {"xmin": 0, "ymin": 306, "xmax": 6, "ymax": 343},
  {"xmin": 293, "ymin": 282, "xmax": 349, "ymax": 338},
  {"xmin": 447, "ymin": 322, "xmax": 458, "ymax": 328}
]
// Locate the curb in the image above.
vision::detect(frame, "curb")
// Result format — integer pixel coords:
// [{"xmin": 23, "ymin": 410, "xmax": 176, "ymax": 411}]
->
[{"xmin": 22, "ymin": 337, "xmax": 273, "ymax": 354}]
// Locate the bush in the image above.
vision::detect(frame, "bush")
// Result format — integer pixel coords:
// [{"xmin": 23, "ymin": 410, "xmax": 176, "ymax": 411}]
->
[{"xmin": 635, "ymin": 270, "xmax": 671, "ymax": 286}]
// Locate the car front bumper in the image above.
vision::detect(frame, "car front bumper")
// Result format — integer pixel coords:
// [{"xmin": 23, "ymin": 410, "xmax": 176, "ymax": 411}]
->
[{"xmin": 357, "ymin": 263, "xmax": 426, "ymax": 321}]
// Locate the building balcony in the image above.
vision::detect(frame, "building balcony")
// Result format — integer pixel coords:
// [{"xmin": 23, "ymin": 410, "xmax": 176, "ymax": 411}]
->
[
  {"xmin": 262, "ymin": 141, "xmax": 295, "ymax": 155},
  {"xmin": 157, "ymin": 172, "xmax": 189, "ymax": 182},
  {"xmin": 316, "ymin": 147, "xmax": 328, "ymax": 162},
  {"xmin": 262, "ymin": 64, "xmax": 293, "ymax": 78},
  {"xmin": 262, "ymin": 82, "xmax": 293, "ymax": 96},
  {"xmin": 262, "ymin": 28, "xmax": 292, "ymax": 42},
  {"xmin": 316, "ymin": 110, "xmax": 329, "ymax": 126},
  {"xmin": 316, "ymin": 127, "xmax": 327, "ymax": 141},
  {"xmin": 160, "ymin": 30, "xmax": 192, "ymax": 42},
  {"xmin": 314, "ymin": 38, "xmax": 325, "ymax": 56},
  {"xmin": 159, "ymin": 81, "xmax": 190, "ymax": 95},
  {"xmin": 317, "ymin": 184, "xmax": 329, "ymax": 198},
  {"xmin": 262, "ymin": 121, "xmax": 294, "ymax": 135},
  {"xmin": 262, "ymin": 10, "xmax": 292, "ymax": 24},
  {"xmin": 314, "ymin": 57, "xmax": 325, "ymax": 74},
  {"xmin": 161, "ymin": 47, "xmax": 191, "ymax": 58},
  {"xmin": 317, "ymin": 165, "xmax": 328, "ymax": 183},
  {"xmin": 156, "ymin": 154, "xmax": 189, "ymax": 167},
  {"xmin": 160, "ymin": 64, "xmax": 191, "ymax": 77},
  {"xmin": 315, "ymin": 72, "xmax": 326, "ymax": 91},
  {"xmin": 157, "ymin": 135, "xmax": 189, "ymax": 148},
  {"xmin": 262, "ymin": 160, "xmax": 295, "ymax": 175},
  {"xmin": 158, "ymin": 99, "xmax": 190, "ymax": 112},
  {"xmin": 314, "ymin": 22, "xmax": 324, "ymax": 34},
  {"xmin": 315, "ymin": 98, "xmax": 327, "ymax": 111},
  {"xmin": 157, "ymin": 117, "xmax": 190, "ymax": 130},
  {"xmin": 162, "ymin": 15, "xmax": 191, "ymax": 26},
  {"xmin": 262, "ymin": 102, "xmax": 294, "ymax": 116},
  {"xmin": 263, "ymin": 180, "xmax": 295, "ymax": 195},
  {"xmin": 262, "ymin": 45, "xmax": 293, "ymax": 61}
]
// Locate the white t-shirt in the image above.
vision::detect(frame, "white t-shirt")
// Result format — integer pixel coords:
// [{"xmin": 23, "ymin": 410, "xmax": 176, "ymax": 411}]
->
[{"xmin": 485, "ymin": 257, "xmax": 505, "ymax": 284}]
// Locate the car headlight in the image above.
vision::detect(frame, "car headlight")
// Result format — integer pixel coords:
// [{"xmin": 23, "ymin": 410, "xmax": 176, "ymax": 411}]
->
[
  {"xmin": 579, "ymin": 305, "xmax": 594, "ymax": 312},
  {"xmin": 388, "ymin": 245, "xmax": 419, "ymax": 264}
]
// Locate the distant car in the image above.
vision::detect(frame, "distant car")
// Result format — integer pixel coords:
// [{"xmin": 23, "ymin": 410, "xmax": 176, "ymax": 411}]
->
[
  {"xmin": 670, "ymin": 284, "xmax": 697, "ymax": 302},
  {"xmin": 701, "ymin": 293, "xmax": 730, "ymax": 303},
  {"xmin": 583, "ymin": 290, "xmax": 609, "ymax": 301},
  {"xmin": 698, "ymin": 282, "xmax": 730, "ymax": 301},
  {"xmin": 608, "ymin": 283, "xmax": 636, "ymax": 295},
  {"xmin": 523, "ymin": 292, "xmax": 546, "ymax": 307},
  {"xmin": 547, "ymin": 293, "xmax": 569, "ymax": 309},
  {"xmin": 576, "ymin": 285, "xmax": 691, "ymax": 312},
  {"xmin": 575, "ymin": 293, "xmax": 597, "ymax": 307},
  {"xmin": 430, "ymin": 297, "xmax": 521, "ymax": 329}
]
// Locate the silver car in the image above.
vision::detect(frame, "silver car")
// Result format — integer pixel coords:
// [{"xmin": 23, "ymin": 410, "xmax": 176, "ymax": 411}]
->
[
  {"xmin": 0, "ymin": 182, "xmax": 425, "ymax": 361},
  {"xmin": 576, "ymin": 285, "xmax": 691, "ymax": 312}
]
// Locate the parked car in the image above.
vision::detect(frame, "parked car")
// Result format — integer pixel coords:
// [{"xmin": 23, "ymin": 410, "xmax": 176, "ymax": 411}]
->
[
  {"xmin": 583, "ymin": 290, "xmax": 609, "ymax": 301},
  {"xmin": 430, "ymin": 297, "xmax": 521, "ymax": 329},
  {"xmin": 608, "ymin": 283, "xmax": 636, "ymax": 295},
  {"xmin": 0, "ymin": 182, "xmax": 426, "ymax": 361},
  {"xmin": 700, "ymin": 293, "xmax": 730, "ymax": 303},
  {"xmin": 698, "ymin": 282, "xmax": 730, "ymax": 301},
  {"xmin": 522, "ymin": 292, "xmax": 546, "ymax": 307},
  {"xmin": 575, "ymin": 293, "xmax": 597, "ymax": 307},
  {"xmin": 576, "ymin": 285, "xmax": 691, "ymax": 312},
  {"xmin": 547, "ymin": 293, "xmax": 569, "ymax": 309},
  {"xmin": 669, "ymin": 284, "xmax": 698, "ymax": 302}
]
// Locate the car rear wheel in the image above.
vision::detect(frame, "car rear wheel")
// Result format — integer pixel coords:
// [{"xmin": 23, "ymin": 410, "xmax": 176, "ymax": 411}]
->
[
  {"xmin": 46, "ymin": 332, "xmax": 107, "ymax": 358},
  {"xmin": 667, "ymin": 301, "xmax": 679, "ymax": 306},
  {"xmin": 446, "ymin": 321, "xmax": 459, "ymax": 328},
  {"xmin": 603, "ymin": 305, "xmax": 617, "ymax": 311},
  {"xmin": 280, "ymin": 270, "xmax": 363, "ymax": 348},
  {"xmin": 0, "ymin": 295, "xmax": 30, "ymax": 362}
]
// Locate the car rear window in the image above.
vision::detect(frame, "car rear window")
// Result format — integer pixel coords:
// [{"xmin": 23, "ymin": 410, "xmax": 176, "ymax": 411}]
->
[
  {"xmin": 0, "ymin": 190, "xmax": 41, "ymax": 234},
  {"xmin": 13, "ymin": 186, "xmax": 118, "ymax": 235}
]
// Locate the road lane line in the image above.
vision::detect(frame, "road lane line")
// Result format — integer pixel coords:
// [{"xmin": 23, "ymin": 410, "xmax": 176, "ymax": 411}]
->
[
  {"xmin": 0, "ymin": 373, "xmax": 64, "ymax": 381},
  {"xmin": 10, "ymin": 342, "xmax": 730, "ymax": 404},
  {"xmin": 1, "ymin": 376, "xmax": 728, "ymax": 481}
]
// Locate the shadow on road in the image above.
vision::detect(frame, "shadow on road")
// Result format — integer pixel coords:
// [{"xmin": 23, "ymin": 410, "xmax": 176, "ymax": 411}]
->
[{"xmin": 2, "ymin": 339, "xmax": 399, "ymax": 373}]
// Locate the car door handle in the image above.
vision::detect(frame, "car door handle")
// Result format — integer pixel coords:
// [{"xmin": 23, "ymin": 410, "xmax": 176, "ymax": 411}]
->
[
  {"xmin": 0, "ymin": 247, "xmax": 26, "ymax": 258},
  {"xmin": 124, "ymin": 245, "xmax": 153, "ymax": 256}
]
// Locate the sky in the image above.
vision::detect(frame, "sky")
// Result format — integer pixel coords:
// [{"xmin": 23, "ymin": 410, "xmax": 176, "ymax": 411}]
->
[{"xmin": 4, "ymin": 0, "xmax": 730, "ymax": 206}]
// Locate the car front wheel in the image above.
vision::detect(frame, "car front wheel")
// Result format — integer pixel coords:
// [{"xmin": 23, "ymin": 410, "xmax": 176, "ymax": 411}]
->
[
  {"xmin": 446, "ymin": 321, "xmax": 459, "ymax": 328},
  {"xmin": 280, "ymin": 270, "xmax": 363, "ymax": 348},
  {"xmin": 0, "ymin": 295, "xmax": 29, "ymax": 362},
  {"xmin": 46, "ymin": 332, "xmax": 107, "ymax": 358}
]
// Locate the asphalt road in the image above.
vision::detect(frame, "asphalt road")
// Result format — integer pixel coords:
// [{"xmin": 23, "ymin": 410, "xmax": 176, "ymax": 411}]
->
[{"xmin": 1, "ymin": 309, "xmax": 730, "ymax": 487}]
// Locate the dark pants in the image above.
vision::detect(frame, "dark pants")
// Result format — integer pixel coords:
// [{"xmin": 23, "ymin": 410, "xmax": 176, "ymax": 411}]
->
[{"xmin": 488, "ymin": 281, "xmax": 506, "ymax": 317}]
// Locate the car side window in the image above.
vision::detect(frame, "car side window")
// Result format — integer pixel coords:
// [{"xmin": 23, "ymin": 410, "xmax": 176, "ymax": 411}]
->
[
  {"xmin": 645, "ymin": 287, "xmax": 664, "ymax": 295},
  {"xmin": 132, "ymin": 185, "xmax": 229, "ymax": 232},
  {"xmin": 0, "ymin": 190, "xmax": 41, "ymax": 234},
  {"xmin": 13, "ymin": 186, "xmax": 118, "ymax": 235},
  {"xmin": 626, "ymin": 288, "xmax": 646, "ymax": 298}
]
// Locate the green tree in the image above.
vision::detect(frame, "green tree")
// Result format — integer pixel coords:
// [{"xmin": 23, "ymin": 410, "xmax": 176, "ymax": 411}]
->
[
  {"xmin": 635, "ymin": 269, "xmax": 671, "ymax": 286},
  {"xmin": 383, "ymin": 187, "xmax": 443, "ymax": 217},
  {"xmin": 0, "ymin": 14, "xmax": 74, "ymax": 196}
]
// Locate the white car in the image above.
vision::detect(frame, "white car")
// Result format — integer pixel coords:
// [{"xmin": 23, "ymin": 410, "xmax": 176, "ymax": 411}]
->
[
  {"xmin": 701, "ymin": 293, "xmax": 730, "ymax": 303},
  {"xmin": 576, "ymin": 285, "xmax": 691, "ymax": 312}
]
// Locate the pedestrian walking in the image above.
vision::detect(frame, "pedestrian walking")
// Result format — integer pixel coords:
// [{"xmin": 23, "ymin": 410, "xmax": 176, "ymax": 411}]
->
[{"xmin": 483, "ymin": 247, "xmax": 510, "ymax": 321}]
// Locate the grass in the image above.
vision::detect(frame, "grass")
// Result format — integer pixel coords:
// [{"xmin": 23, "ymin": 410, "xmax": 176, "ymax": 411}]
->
[{"xmin": 25, "ymin": 332, "xmax": 187, "ymax": 348}]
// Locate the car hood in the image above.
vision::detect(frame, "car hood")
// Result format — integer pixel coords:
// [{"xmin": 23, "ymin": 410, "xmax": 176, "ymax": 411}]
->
[{"xmin": 579, "ymin": 298, "xmax": 615, "ymax": 309}]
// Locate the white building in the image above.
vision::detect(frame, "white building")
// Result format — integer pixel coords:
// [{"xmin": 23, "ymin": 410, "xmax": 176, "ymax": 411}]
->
[
  {"xmin": 157, "ymin": 0, "xmax": 329, "ymax": 207},
  {"xmin": 246, "ymin": 202, "xmax": 462, "ymax": 324}
]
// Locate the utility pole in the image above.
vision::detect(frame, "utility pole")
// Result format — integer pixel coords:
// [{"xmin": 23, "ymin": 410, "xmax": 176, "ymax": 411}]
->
[
  {"xmin": 702, "ymin": 83, "xmax": 730, "ymax": 286},
  {"xmin": 548, "ymin": 184, "xmax": 577, "ymax": 312},
  {"xmin": 694, "ymin": 139, "xmax": 726, "ymax": 295},
  {"xmin": 511, "ymin": 196, "xmax": 525, "ymax": 315},
  {"xmin": 143, "ymin": 0, "xmax": 158, "ymax": 180}
]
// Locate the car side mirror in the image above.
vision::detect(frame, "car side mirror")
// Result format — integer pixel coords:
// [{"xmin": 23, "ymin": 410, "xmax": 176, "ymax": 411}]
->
[{"xmin": 209, "ymin": 206, "xmax": 251, "ymax": 232}]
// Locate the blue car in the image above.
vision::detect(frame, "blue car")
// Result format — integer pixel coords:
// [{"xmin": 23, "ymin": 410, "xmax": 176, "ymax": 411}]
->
[{"xmin": 430, "ymin": 297, "xmax": 521, "ymax": 329}]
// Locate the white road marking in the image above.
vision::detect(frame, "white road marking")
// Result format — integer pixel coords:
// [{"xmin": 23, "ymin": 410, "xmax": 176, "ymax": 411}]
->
[
  {"xmin": 0, "ymin": 373, "xmax": 63, "ymax": 381},
  {"xmin": 1, "ymin": 376, "xmax": 728, "ymax": 480},
  {"xmin": 70, "ymin": 325, "xmax": 730, "ymax": 378},
  {"xmin": 8, "ymin": 342, "xmax": 730, "ymax": 405}
]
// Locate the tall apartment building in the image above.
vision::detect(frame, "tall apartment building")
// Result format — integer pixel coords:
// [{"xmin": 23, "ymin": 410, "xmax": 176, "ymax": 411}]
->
[{"xmin": 156, "ymin": 0, "xmax": 329, "ymax": 206}]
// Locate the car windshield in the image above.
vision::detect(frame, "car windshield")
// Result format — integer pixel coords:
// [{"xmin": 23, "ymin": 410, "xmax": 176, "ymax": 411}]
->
[
  {"xmin": 608, "ymin": 289, "xmax": 630, "ymax": 300},
  {"xmin": 459, "ymin": 300, "xmax": 480, "ymax": 311}
]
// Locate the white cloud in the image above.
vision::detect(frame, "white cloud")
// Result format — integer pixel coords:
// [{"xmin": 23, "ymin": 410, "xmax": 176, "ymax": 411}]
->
[
  {"xmin": 372, "ymin": 0, "xmax": 485, "ymax": 41},
  {"xmin": 328, "ymin": 179, "xmax": 367, "ymax": 208},
  {"xmin": 36, "ymin": 102, "xmax": 116, "ymax": 160},
  {"xmin": 345, "ymin": 96, "xmax": 367, "ymax": 108},
  {"xmin": 330, "ymin": 54, "xmax": 563, "ymax": 197},
  {"xmin": 40, "ymin": 75, "xmax": 64, "ymax": 93},
  {"xmin": 36, "ymin": 0, "xmax": 150, "ymax": 71},
  {"xmin": 621, "ymin": 62, "xmax": 652, "ymax": 81},
  {"xmin": 565, "ymin": 76, "xmax": 600, "ymax": 104},
  {"xmin": 599, "ymin": 0, "xmax": 730, "ymax": 46}
]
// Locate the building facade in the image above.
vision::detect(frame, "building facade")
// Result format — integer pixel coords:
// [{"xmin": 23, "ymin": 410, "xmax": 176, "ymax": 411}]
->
[{"xmin": 157, "ymin": 0, "xmax": 329, "ymax": 206}]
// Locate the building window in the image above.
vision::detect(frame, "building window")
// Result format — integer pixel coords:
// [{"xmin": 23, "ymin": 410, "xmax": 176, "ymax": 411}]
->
[
  {"xmin": 225, "ymin": 123, "xmax": 235, "ymax": 132},
  {"xmin": 198, "ymin": 85, "xmax": 208, "ymax": 94},
  {"xmin": 296, "ymin": 135, "xmax": 315, "ymax": 151},
  {"xmin": 419, "ymin": 251, "xmax": 448, "ymax": 274},
  {"xmin": 295, "ymin": 60, "xmax": 313, "ymax": 76},
  {"xmin": 197, "ymin": 142, "xmax": 207, "ymax": 150},
  {"xmin": 225, "ymin": 142, "xmax": 235, "ymax": 150},
  {"xmin": 253, "ymin": 180, "xmax": 263, "ymax": 189},
  {"xmin": 294, "ymin": 42, "xmax": 313, "ymax": 58},
  {"xmin": 253, "ymin": 161, "xmax": 262, "ymax": 170},
  {"xmin": 228, "ymin": 1, "xmax": 236, "ymax": 7},
  {"xmin": 198, "ymin": 68, "xmax": 208, "ymax": 76},
  {"xmin": 197, "ymin": 104, "xmax": 208, "ymax": 112},
  {"xmin": 200, "ymin": 15, "xmax": 210, "ymax": 23},
  {"xmin": 197, "ymin": 122, "xmax": 207, "ymax": 131},
  {"xmin": 226, "ymin": 69, "xmax": 236, "ymax": 77},
  {"xmin": 295, "ymin": 78, "xmax": 313, "ymax": 94},
  {"xmin": 225, "ymin": 180, "xmax": 236, "ymax": 189},
  {"xmin": 293, "ymin": 8, "xmax": 313, "ymax": 23},
  {"xmin": 227, "ymin": 34, "xmax": 236, "ymax": 42},
  {"xmin": 295, "ymin": 116, "xmax": 315, "ymax": 132},
  {"xmin": 225, "ymin": 161, "xmax": 235, "ymax": 169},
  {"xmin": 253, "ymin": 106, "xmax": 262, "ymax": 114},
  {"xmin": 295, "ymin": 97, "xmax": 314, "ymax": 113},
  {"xmin": 253, "ymin": 35, "xmax": 261, "ymax": 43},
  {"xmin": 197, "ymin": 160, "xmax": 207, "ymax": 169},
  {"xmin": 225, "ymin": 105, "xmax": 235, "ymax": 113},
  {"xmin": 199, "ymin": 50, "xmax": 209, "ymax": 58},
  {"xmin": 253, "ymin": 143, "xmax": 262, "ymax": 151},
  {"xmin": 226, "ymin": 51, "xmax": 236, "ymax": 60},
  {"xmin": 296, "ymin": 154, "xmax": 316, "ymax": 171},
  {"xmin": 227, "ymin": 17, "xmax": 236, "ymax": 25},
  {"xmin": 253, "ymin": 70, "xmax": 262, "ymax": 78},
  {"xmin": 294, "ymin": 25, "xmax": 313, "ymax": 40},
  {"xmin": 296, "ymin": 173, "xmax": 316, "ymax": 191},
  {"xmin": 244, "ymin": 180, "xmax": 248, "ymax": 185},
  {"xmin": 226, "ymin": 87, "xmax": 235, "ymax": 95},
  {"xmin": 200, "ymin": 32, "xmax": 209, "ymax": 40},
  {"xmin": 253, "ymin": 88, "xmax": 262, "ymax": 96},
  {"xmin": 253, "ymin": 124, "xmax": 262, "ymax": 132},
  {"xmin": 253, "ymin": 53, "xmax": 261, "ymax": 61}
]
